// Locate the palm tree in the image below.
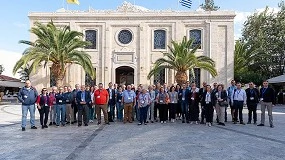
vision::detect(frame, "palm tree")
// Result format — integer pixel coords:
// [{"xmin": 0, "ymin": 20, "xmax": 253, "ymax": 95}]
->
[
  {"xmin": 17, "ymin": 64, "xmax": 32, "ymax": 81},
  {"xmin": 13, "ymin": 21, "xmax": 95, "ymax": 86},
  {"xmin": 147, "ymin": 36, "xmax": 217, "ymax": 85}
]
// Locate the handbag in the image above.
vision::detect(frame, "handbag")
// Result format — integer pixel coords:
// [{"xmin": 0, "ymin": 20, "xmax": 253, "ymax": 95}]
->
[{"xmin": 219, "ymin": 101, "xmax": 228, "ymax": 106}]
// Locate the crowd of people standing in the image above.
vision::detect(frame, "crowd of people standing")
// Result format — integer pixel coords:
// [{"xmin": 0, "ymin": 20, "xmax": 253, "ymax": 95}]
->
[{"xmin": 17, "ymin": 79, "xmax": 276, "ymax": 131}]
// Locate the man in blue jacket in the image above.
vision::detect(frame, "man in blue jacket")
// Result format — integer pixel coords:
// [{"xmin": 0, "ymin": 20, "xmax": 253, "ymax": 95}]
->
[
  {"xmin": 17, "ymin": 80, "xmax": 38, "ymax": 131},
  {"xmin": 76, "ymin": 85, "xmax": 91, "ymax": 126}
]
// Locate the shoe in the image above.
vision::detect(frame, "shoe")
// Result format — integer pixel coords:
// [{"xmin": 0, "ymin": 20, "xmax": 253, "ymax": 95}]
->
[
  {"xmin": 138, "ymin": 123, "xmax": 142, "ymax": 125},
  {"xmin": 257, "ymin": 124, "xmax": 264, "ymax": 126},
  {"xmin": 31, "ymin": 126, "xmax": 37, "ymax": 129},
  {"xmin": 186, "ymin": 121, "xmax": 190, "ymax": 124},
  {"xmin": 247, "ymin": 122, "xmax": 251, "ymax": 124},
  {"xmin": 164, "ymin": 121, "xmax": 166, "ymax": 123},
  {"xmin": 161, "ymin": 121, "xmax": 163, "ymax": 124},
  {"xmin": 240, "ymin": 122, "xmax": 245, "ymax": 125},
  {"xmin": 53, "ymin": 122, "xmax": 56, "ymax": 125},
  {"xmin": 144, "ymin": 123, "xmax": 147, "ymax": 125},
  {"xmin": 105, "ymin": 122, "xmax": 110, "ymax": 125},
  {"xmin": 200, "ymin": 121, "xmax": 205, "ymax": 124},
  {"xmin": 182, "ymin": 120, "xmax": 185, "ymax": 123},
  {"xmin": 66, "ymin": 122, "xmax": 70, "ymax": 125},
  {"xmin": 71, "ymin": 122, "xmax": 74, "ymax": 124},
  {"xmin": 97, "ymin": 122, "xmax": 101, "ymax": 125},
  {"xmin": 109, "ymin": 119, "xmax": 114, "ymax": 122},
  {"xmin": 90, "ymin": 120, "xmax": 94, "ymax": 123},
  {"xmin": 44, "ymin": 125, "xmax": 48, "ymax": 128},
  {"xmin": 270, "ymin": 124, "xmax": 274, "ymax": 128},
  {"xmin": 62, "ymin": 124, "xmax": 65, "ymax": 127},
  {"xmin": 84, "ymin": 124, "xmax": 88, "ymax": 126},
  {"xmin": 190, "ymin": 122, "xmax": 193, "ymax": 124},
  {"xmin": 234, "ymin": 121, "xmax": 237, "ymax": 124},
  {"xmin": 151, "ymin": 121, "xmax": 154, "ymax": 123},
  {"xmin": 220, "ymin": 123, "xmax": 225, "ymax": 126},
  {"xmin": 195, "ymin": 121, "xmax": 198, "ymax": 125},
  {"xmin": 42, "ymin": 126, "xmax": 44, "ymax": 129},
  {"xmin": 146, "ymin": 121, "xmax": 149, "ymax": 123},
  {"xmin": 22, "ymin": 127, "xmax": 25, "ymax": 131},
  {"xmin": 49, "ymin": 122, "xmax": 53, "ymax": 126},
  {"xmin": 78, "ymin": 124, "xmax": 82, "ymax": 127},
  {"xmin": 254, "ymin": 122, "xmax": 257, "ymax": 125},
  {"xmin": 56, "ymin": 125, "xmax": 59, "ymax": 127},
  {"xmin": 208, "ymin": 123, "xmax": 212, "ymax": 127}
]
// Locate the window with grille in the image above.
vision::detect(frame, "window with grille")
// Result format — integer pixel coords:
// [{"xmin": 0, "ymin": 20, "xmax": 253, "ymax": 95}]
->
[
  {"xmin": 85, "ymin": 30, "xmax": 97, "ymax": 49},
  {"xmin": 154, "ymin": 30, "xmax": 166, "ymax": 49},
  {"xmin": 153, "ymin": 69, "xmax": 165, "ymax": 84},
  {"xmin": 189, "ymin": 29, "xmax": 202, "ymax": 49},
  {"xmin": 85, "ymin": 68, "xmax": 96, "ymax": 86}
]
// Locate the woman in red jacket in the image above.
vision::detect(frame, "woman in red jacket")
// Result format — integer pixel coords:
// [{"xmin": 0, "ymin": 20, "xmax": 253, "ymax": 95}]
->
[{"xmin": 36, "ymin": 88, "xmax": 50, "ymax": 129}]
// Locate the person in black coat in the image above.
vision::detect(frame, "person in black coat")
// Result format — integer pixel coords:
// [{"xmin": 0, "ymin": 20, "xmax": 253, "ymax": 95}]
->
[
  {"xmin": 213, "ymin": 84, "xmax": 228, "ymax": 126},
  {"xmin": 189, "ymin": 84, "xmax": 200, "ymax": 124},
  {"xmin": 201, "ymin": 85, "xmax": 215, "ymax": 127},
  {"xmin": 76, "ymin": 85, "xmax": 91, "ymax": 126},
  {"xmin": 199, "ymin": 82, "xmax": 207, "ymax": 124},
  {"xmin": 107, "ymin": 82, "xmax": 116, "ymax": 122},
  {"xmin": 245, "ymin": 82, "xmax": 259, "ymax": 124}
]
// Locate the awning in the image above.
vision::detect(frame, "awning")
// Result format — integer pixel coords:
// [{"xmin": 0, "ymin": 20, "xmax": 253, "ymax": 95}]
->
[
  {"xmin": 0, "ymin": 81, "xmax": 24, "ymax": 88},
  {"xmin": 267, "ymin": 75, "xmax": 285, "ymax": 84}
]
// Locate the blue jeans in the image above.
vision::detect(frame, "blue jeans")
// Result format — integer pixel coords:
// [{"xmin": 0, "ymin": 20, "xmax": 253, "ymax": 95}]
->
[
  {"xmin": 116, "ymin": 102, "xmax": 123, "ymax": 121},
  {"xmin": 181, "ymin": 101, "xmax": 189, "ymax": 121},
  {"xmin": 89, "ymin": 106, "xmax": 95, "ymax": 121},
  {"xmin": 139, "ymin": 106, "xmax": 148, "ymax": 124},
  {"xmin": 56, "ymin": 104, "xmax": 66, "ymax": 125},
  {"xmin": 21, "ymin": 104, "xmax": 36, "ymax": 128}
]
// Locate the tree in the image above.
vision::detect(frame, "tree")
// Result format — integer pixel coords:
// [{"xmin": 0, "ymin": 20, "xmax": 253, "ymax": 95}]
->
[
  {"xmin": 13, "ymin": 21, "xmax": 95, "ymax": 86},
  {"xmin": 242, "ymin": 2, "xmax": 285, "ymax": 78},
  {"xmin": 17, "ymin": 64, "xmax": 32, "ymax": 81},
  {"xmin": 200, "ymin": 0, "xmax": 220, "ymax": 11},
  {"xmin": 0, "ymin": 64, "xmax": 4, "ymax": 75},
  {"xmin": 147, "ymin": 36, "xmax": 217, "ymax": 85}
]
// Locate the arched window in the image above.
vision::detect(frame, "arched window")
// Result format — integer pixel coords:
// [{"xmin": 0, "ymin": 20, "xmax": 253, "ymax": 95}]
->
[
  {"xmin": 153, "ymin": 69, "xmax": 166, "ymax": 84},
  {"xmin": 154, "ymin": 30, "xmax": 166, "ymax": 49},
  {"xmin": 189, "ymin": 29, "xmax": 202, "ymax": 49},
  {"xmin": 85, "ymin": 30, "xmax": 97, "ymax": 49}
]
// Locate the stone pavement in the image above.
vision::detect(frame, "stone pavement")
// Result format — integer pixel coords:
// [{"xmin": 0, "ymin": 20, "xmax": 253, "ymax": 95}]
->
[{"xmin": 0, "ymin": 104, "xmax": 285, "ymax": 160}]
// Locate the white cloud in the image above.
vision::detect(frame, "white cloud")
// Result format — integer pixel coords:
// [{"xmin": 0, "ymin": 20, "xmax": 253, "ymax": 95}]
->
[
  {"xmin": 0, "ymin": 49, "xmax": 22, "ymax": 79},
  {"xmin": 234, "ymin": 7, "xmax": 280, "ymax": 40}
]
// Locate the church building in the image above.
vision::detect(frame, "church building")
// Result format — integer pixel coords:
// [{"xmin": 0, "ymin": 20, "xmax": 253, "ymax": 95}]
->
[{"xmin": 28, "ymin": 1, "xmax": 235, "ymax": 89}]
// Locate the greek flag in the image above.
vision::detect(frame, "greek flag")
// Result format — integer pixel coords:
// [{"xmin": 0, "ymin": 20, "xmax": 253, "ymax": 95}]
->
[{"xmin": 179, "ymin": 0, "xmax": 192, "ymax": 8}]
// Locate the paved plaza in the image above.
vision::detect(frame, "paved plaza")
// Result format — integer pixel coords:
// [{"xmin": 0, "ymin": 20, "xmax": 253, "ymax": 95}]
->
[{"xmin": 0, "ymin": 104, "xmax": 285, "ymax": 160}]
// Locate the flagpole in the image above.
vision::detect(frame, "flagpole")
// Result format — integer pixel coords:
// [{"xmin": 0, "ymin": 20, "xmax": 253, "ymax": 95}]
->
[
  {"xmin": 177, "ymin": 0, "xmax": 179, "ymax": 10},
  {"xmin": 62, "ymin": 0, "xmax": 64, "ymax": 9}
]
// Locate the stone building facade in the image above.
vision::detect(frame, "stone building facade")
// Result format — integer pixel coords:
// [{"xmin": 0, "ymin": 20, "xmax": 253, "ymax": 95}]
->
[{"xmin": 28, "ymin": 2, "xmax": 235, "ymax": 89}]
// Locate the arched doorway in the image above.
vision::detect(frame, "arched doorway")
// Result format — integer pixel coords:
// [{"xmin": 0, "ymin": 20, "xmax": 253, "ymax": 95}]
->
[{"xmin": 115, "ymin": 66, "xmax": 134, "ymax": 85}]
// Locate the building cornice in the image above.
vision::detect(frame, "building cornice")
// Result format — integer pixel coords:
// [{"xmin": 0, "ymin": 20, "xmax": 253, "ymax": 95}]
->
[{"xmin": 28, "ymin": 11, "xmax": 235, "ymax": 22}]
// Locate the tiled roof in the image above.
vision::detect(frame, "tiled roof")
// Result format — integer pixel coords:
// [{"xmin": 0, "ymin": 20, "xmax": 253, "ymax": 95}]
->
[{"xmin": 0, "ymin": 75, "xmax": 21, "ymax": 82}]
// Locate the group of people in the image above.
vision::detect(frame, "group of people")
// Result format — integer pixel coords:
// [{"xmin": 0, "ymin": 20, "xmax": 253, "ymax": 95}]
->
[{"xmin": 17, "ymin": 79, "xmax": 276, "ymax": 131}]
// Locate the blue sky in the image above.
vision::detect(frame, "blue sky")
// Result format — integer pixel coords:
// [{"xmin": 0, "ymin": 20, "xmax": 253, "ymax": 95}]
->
[{"xmin": 0, "ymin": 0, "xmax": 281, "ymax": 77}]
